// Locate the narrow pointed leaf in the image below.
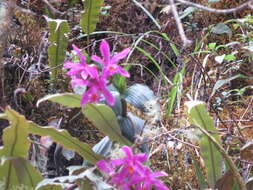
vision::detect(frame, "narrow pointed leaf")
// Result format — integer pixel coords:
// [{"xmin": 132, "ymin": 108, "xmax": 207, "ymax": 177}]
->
[
  {"xmin": 0, "ymin": 157, "xmax": 43, "ymax": 190},
  {"xmin": 80, "ymin": 0, "xmax": 103, "ymax": 35},
  {"xmin": 193, "ymin": 158, "xmax": 208, "ymax": 189},
  {"xmin": 37, "ymin": 93, "xmax": 82, "ymax": 108},
  {"xmin": 166, "ymin": 65, "xmax": 185, "ymax": 116},
  {"xmin": 186, "ymin": 101, "xmax": 222, "ymax": 187},
  {"xmin": 82, "ymin": 104, "xmax": 132, "ymax": 146},
  {"xmin": 28, "ymin": 122, "xmax": 103, "ymax": 164},
  {"xmin": 47, "ymin": 18, "xmax": 69, "ymax": 80}
]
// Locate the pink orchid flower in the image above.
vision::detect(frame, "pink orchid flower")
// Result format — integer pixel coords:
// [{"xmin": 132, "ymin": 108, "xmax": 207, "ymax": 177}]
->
[
  {"xmin": 80, "ymin": 78, "xmax": 115, "ymax": 105},
  {"xmin": 97, "ymin": 146, "xmax": 169, "ymax": 190},
  {"xmin": 91, "ymin": 40, "xmax": 130, "ymax": 78},
  {"xmin": 64, "ymin": 41, "xmax": 130, "ymax": 106}
]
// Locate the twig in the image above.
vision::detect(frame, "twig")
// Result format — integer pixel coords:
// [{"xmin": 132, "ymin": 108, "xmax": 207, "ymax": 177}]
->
[
  {"xmin": 165, "ymin": 0, "xmax": 253, "ymax": 46},
  {"xmin": 41, "ymin": 0, "xmax": 64, "ymax": 16},
  {"xmin": 169, "ymin": 0, "xmax": 192, "ymax": 47},
  {"xmin": 175, "ymin": 0, "xmax": 253, "ymax": 14}
]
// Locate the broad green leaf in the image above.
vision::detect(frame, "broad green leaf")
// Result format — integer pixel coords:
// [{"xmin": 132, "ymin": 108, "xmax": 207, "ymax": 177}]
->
[
  {"xmin": 37, "ymin": 93, "xmax": 82, "ymax": 108},
  {"xmin": 0, "ymin": 107, "xmax": 30, "ymax": 157},
  {"xmin": 0, "ymin": 157, "xmax": 43, "ymax": 190},
  {"xmin": 80, "ymin": 0, "xmax": 103, "ymax": 35},
  {"xmin": 47, "ymin": 18, "xmax": 69, "ymax": 80},
  {"xmin": 82, "ymin": 104, "xmax": 132, "ymax": 146},
  {"xmin": 186, "ymin": 101, "xmax": 222, "ymax": 187},
  {"xmin": 37, "ymin": 184, "xmax": 62, "ymax": 190},
  {"xmin": 36, "ymin": 178, "xmax": 70, "ymax": 190},
  {"xmin": 28, "ymin": 122, "xmax": 103, "ymax": 164}
]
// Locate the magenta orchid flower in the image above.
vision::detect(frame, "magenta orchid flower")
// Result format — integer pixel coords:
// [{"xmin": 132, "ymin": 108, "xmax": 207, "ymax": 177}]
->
[
  {"xmin": 80, "ymin": 78, "xmax": 115, "ymax": 105},
  {"xmin": 132, "ymin": 167, "xmax": 169, "ymax": 190},
  {"xmin": 91, "ymin": 40, "xmax": 130, "ymax": 77},
  {"xmin": 97, "ymin": 146, "xmax": 169, "ymax": 190},
  {"xmin": 64, "ymin": 41, "xmax": 130, "ymax": 106},
  {"xmin": 64, "ymin": 45, "xmax": 98, "ymax": 82}
]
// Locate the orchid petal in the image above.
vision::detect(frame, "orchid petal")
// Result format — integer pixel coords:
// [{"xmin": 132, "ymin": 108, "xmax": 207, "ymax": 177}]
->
[
  {"xmin": 153, "ymin": 181, "xmax": 170, "ymax": 190},
  {"xmin": 97, "ymin": 160, "xmax": 112, "ymax": 173},
  {"xmin": 80, "ymin": 90, "xmax": 89, "ymax": 105},
  {"xmin": 86, "ymin": 65, "xmax": 99, "ymax": 79},
  {"xmin": 72, "ymin": 44, "xmax": 86, "ymax": 63},
  {"xmin": 117, "ymin": 66, "xmax": 130, "ymax": 77},
  {"xmin": 101, "ymin": 86, "xmax": 115, "ymax": 105},
  {"xmin": 122, "ymin": 146, "xmax": 133, "ymax": 158},
  {"xmin": 91, "ymin": 55, "xmax": 103, "ymax": 65},
  {"xmin": 111, "ymin": 48, "xmax": 130, "ymax": 64},
  {"xmin": 71, "ymin": 78, "xmax": 88, "ymax": 86},
  {"xmin": 100, "ymin": 40, "xmax": 110, "ymax": 64},
  {"xmin": 151, "ymin": 171, "xmax": 168, "ymax": 178}
]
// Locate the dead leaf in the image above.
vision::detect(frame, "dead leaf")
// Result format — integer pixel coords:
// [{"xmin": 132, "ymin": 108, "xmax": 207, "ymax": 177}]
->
[{"xmin": 215, "ymin": 170, "xmax": 234, "ymax": 190}]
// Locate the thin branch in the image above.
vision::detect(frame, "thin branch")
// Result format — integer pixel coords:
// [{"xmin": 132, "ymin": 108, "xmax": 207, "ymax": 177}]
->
[
  {"xmin": 169, "ymin": 0, "xmax": 192, "ymax": 47},
  {"xmin": 42, "ymin": 0, "xmax": 64, "ymax": 16},
  {"xmin": 175, "ymin": 0, "xmax": 253, "ymax": 14}
]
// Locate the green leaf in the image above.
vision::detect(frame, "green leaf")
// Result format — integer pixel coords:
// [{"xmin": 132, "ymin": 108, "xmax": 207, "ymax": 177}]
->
[
  {"xmin": 166, "ymin": 65, "xmax": 185, "ymax": 116},
  {"xmin": 36, "ymin": 167, "xmax": 106, "ymax": 190},
  {"xmin": 80, "ymin": 0, "xmax": 103, "ymax": 35},
  {"xmin": 36, "ymin": 178, "xmax": 69, "ymax": 190},
  {"xmin": 0, "ymin": 157, "xmax": 43, "ymax": 190},
  {"xmin": 112, "ymin": 65, "xmax": 130, "ymax": 94},
  {"xmin": 0, "ymin": 107, "xmax": 30, "ymax": 158},
  {"xmin": 179, "ymin": 7, "xmax": 196, "ymax": 19},
  {"xmin": 211, "ymin": 23, "xmax": 232, "ymax": 35},
  {"xmin": 224, "ymin": 54, "xmax": 236, "ymax": 61},
  {"xmin": 208, "ymin": 42, "xmax": 217, "ymax": 50},
  {"xmin": 82, "ymin": 104, "xmax": 132, "ymax": 146},
  {"xmin": 211, "ymin": 74, "xmax": 244, "ymax": 97},
  {"xmin": 193, "ymin": 158, "xmax": 208, "ymax": 189},
  {"xmin": 47, "ymin": 18, "xmax": 69, "ymax": 80},
  {"xmin": 28, "ymin": 122, "xmax": 103, "ymax": 165},
  {"xmin": 136, "ymin": 46, "xmax": 170, "ymax": 84},
  {"xmin": 186, "ymin": 101, "xmax": 222, "ymax": 187},
  {"xmin": 37, "ymin": 93, "xmax": 82, "ymax": 108}
]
